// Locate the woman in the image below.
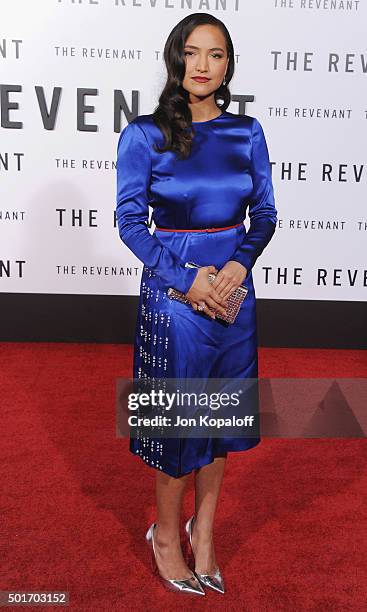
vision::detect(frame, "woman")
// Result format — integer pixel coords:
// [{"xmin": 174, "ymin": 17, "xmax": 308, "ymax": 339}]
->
[{"xmin": 116, "ymin": 13, "xmax": 277, "ymax": 596}]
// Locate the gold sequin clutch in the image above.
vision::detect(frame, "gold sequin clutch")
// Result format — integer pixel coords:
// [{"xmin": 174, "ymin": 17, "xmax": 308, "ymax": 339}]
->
[{"xmin": 167, "ymin": 261, "xmax": 248, "ymax": 325}]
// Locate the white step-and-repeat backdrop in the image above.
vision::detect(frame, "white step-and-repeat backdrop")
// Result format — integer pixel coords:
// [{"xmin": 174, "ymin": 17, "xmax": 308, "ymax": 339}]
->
[{"xmin": 1, "ymin": 1, "xmax": 365, "ymax": 301}]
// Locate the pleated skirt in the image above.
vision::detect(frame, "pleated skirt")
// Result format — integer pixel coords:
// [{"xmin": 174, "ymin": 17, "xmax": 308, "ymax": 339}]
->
[{"xmin": 130, "ymin": 224, "xmax": 261, "ymax": 477}]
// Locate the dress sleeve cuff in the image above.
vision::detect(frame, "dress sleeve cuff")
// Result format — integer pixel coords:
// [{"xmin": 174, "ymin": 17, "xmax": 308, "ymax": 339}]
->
[{"xmin": 175, "ymin": 265, "xmax": 199, "ymax": 294}]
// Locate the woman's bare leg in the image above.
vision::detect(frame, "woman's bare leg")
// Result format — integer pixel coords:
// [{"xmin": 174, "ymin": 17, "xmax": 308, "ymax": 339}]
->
[
  {"xmin": 191, "ymin": 455, "xmax": 227, "ymax": 573},
  {"xmin": 153, "ymin": 470, "xmax": 192, "ymax": 580}
]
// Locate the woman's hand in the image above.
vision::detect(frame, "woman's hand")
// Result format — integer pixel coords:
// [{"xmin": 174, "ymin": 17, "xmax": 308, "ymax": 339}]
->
[
  {"xmin": 210, "ymin": 260, "xmax": 248, "ymax": 300},
  {"xmin": 185, "ymin": 266, "xmax": 228, "ymax": 320}
]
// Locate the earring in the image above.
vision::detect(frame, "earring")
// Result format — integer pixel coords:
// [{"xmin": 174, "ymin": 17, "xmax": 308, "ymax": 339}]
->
[{"xmin": 222, "ymin": 78, "xmax": 226, "ymax": 86}]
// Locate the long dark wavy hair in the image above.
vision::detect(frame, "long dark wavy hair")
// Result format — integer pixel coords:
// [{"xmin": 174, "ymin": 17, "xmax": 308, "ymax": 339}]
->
[{"xmin": 152, "ymin": 13, "xmax": 234, "ymax": 160}]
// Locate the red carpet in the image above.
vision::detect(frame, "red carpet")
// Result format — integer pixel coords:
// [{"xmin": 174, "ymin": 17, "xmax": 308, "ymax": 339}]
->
[{"xmin": 1, "ymin": 343, "xmax": 366, "ymax": 611}]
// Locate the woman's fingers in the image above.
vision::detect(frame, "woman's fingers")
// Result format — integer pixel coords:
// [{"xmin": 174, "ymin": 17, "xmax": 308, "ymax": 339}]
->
[
  {"xmin": 210, "ymin": 272, "xmax": 227, "ymax": 293},
  {"xmin": 191, "ymin": 301, "xmax": 214, "ymax": 318},
  {"xmin": 222, "ymin": 285, "xmax": 238, "ymax": 301},
  {"xmin": 205, "ymin": 295, "xmax": 227, "ymax": 317},
  {"xmin": 188, "ymin": 266, "xmax": 233, "ymax": 317},
  {"xmin": 201, "ymin": 303, "xmax": 216, "ymax": 319},
  {"xmin": 211, "ymin": 287, "xmax": 229, "ymax": 308},
  {"xmin": 212, "ymin": 275, "xmax": 238, "ymax": 301},
  {"xmin": 190, "ymin": 264, "xmax": 245, "ymax": 318},
  {"xmin": 212, "ymin": 273, "xmax": 237, "ymax": 297}
]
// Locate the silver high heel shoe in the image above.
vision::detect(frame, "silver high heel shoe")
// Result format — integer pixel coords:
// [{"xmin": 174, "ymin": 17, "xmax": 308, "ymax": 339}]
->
[
  {"xmin": 185, "ymin": 515, "xmax": 225, "ymax": 594},
  {"xmin": 145, "ymin": 523, "xmax": 205, "ymax": 596}
]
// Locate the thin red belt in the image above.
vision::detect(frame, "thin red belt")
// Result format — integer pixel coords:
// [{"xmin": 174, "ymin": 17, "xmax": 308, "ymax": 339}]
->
[{"xmin": 155, "ymin": 221, "xmax": 243, "ymax": 233}]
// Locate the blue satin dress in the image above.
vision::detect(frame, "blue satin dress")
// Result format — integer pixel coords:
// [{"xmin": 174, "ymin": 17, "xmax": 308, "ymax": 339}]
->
[{"xmin": 116, "ymin": 110, "xmax": 277, "ymax": 478}]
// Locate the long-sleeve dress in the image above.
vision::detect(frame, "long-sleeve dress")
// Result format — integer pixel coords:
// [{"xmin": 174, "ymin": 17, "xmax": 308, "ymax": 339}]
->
[{"xmin": 116, "ymin": 110, "xmax": 278, "ymax": 478}]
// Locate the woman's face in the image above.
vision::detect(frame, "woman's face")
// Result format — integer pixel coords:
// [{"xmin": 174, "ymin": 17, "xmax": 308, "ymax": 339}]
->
[{"xmin": 182, "ymin": 24, "xmax": 229, "ymax": 101}]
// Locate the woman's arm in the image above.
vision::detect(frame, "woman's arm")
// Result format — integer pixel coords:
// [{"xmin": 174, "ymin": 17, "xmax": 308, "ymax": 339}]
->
[
  {"xmin": 229, "ymin": 117, "xmax": 278, "ymax": 278},
  {"xmin": 116, "ymin": 120, "xmax": 199, "ymax": 293}
]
